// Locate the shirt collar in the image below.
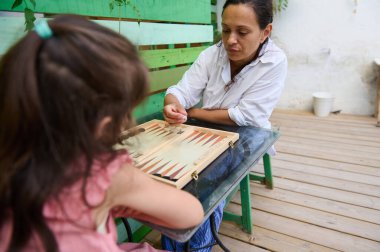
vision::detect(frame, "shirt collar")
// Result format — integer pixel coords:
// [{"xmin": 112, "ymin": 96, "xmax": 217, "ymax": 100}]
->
[{"xmin": 256, "ymin": 38, "xmax": 278, "ymax": 64}]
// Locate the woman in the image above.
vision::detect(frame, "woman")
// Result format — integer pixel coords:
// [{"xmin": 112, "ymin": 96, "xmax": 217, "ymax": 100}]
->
[
  {"xmin": 164, "ymin": 0, "xmax": 286, "ymax": 129},
  {"xmin": 162, "ymin": 0, "xmax": 287, "ymax": 251}
]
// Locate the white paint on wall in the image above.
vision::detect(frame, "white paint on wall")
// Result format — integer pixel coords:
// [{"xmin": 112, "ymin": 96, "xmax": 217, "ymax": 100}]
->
[{"xmin": 217, "ymin": 0, "xmax": 380, "ymax": 115}]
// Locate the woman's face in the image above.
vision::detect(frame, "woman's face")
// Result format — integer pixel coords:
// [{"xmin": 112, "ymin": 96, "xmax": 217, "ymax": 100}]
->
[{"xmin": 222, "ymin": 4, "xmax": 271, "ymax": 66}]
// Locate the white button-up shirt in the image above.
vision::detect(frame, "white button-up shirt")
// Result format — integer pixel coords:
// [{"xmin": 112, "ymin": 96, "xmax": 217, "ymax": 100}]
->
[{"xmin": 166, "ymin": 38, "xmax": 287, "ymax": 130}]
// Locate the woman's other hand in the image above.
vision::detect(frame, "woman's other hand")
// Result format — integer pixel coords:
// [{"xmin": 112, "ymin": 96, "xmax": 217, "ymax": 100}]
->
[{"xmin": 163, "ymin": 103, "xmax": 187, "ymax": 124}]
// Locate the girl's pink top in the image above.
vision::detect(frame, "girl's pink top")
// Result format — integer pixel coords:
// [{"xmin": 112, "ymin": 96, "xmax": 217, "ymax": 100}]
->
[{"xmin": 0, "ymin": 152, "xmax": 166, "ymax": 252}]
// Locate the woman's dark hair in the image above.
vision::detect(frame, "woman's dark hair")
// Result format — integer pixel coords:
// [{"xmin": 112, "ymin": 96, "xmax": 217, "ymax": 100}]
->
[
  {"xmin": 222, "ymin": 0, "xmax": 273, "ymax": 29},
  {"xmin": 0, "ymin": 14, "xmax": 149, "ymax": 251}
]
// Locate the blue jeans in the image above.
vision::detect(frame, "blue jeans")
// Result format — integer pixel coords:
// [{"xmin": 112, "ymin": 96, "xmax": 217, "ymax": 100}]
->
[{"xmin": 161, "ymin": 201, "xmax": 225, "ymax": 252}]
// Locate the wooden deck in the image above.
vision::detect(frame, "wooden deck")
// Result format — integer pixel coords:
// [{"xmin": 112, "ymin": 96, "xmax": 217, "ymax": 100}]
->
[{"xmin": 145, "ymin": 110, "xmax": 380, "ymax": 251}]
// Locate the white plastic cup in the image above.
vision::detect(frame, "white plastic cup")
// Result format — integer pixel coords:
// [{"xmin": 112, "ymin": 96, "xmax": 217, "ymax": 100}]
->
[{"xmin": 312, "ymin": 92, "xmax": 334, "ymax": 117}]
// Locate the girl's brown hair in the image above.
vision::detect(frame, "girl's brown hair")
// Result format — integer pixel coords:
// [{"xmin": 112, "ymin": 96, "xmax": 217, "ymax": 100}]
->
[{"xmin": 0, "ymin": 14, "xmax": 149, "ymax": 251}]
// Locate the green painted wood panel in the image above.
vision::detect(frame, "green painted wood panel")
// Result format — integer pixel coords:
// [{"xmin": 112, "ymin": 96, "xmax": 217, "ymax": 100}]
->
[
  {"xmin": 115, "ymin": 218, "xmax": 151, "ymax": 243},
  {"xmin": 0, "ymin": 0, "xmax": 211, "ymax": 24},
  {"xmin": 133, "ymin": 92, "xmax": 166, "ymax": 119},
  {"xmin": 0, "ymin": 16, "xmax": 25, "ymax": 55},
  {"xmin": 140, "ymin": 46, "xmax": 207, "ymax": 69},
  {"xmin": 211, "ymin": 12, "xmax": 217, "ymax": 23},
  {"xmin": 95, "ymin": 20, "xmax": 213, "ymax": 46},
  {"xmin": 0, "ymin": 17, "xmax": 213, "ymax": 54},
  {"xmin": 148, "ymin": 65, "xmax": 190, "ymax": 93}
]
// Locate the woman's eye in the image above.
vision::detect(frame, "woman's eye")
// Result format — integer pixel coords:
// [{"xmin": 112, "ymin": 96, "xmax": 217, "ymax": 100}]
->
[
  {"xmin": 238, "ymin": 31, "xmax": 248, "ymax": 36},
  {"xmin": 222, "ymin": 29, "xmax": 230, "ymax": 33}
]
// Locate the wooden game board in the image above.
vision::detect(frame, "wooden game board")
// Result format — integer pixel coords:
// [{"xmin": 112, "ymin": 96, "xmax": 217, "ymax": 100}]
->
[{"xmin": 115, "ymin": 119, "xmax": 239, "ymax": 188}]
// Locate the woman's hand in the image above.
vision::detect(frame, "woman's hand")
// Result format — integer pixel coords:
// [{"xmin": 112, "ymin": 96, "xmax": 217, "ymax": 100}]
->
[{"xmin": 163, "ymin": 103, "xmax": 188, "ymax": 124}]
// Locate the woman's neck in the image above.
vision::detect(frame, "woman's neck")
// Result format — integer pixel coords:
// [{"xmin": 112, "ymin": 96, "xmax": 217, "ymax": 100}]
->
[
  {"xmin": 230, "ymin": 57, "xmax": 253, "ymax": 79},
  {"xmin": 230, "ymin": 50, "xmax": 259, "ymax": 79},
  {"xmin": 229, "ymin": 39, "xmax": 267, "ymax": 79},
  {"xmin": 230, "ymin": 63, "xmax": 245, "ymax": 79}
]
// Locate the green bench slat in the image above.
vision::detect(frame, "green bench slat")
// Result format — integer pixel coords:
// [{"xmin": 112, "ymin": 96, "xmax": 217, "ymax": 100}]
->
[
  {"xmin": 0, "ymin": 16, "xmax": 25, "ymax": 55},
  {"xmin": 141, "ymin": 46, "xmax": 207, "ymax": 69},
  {"xmin": 211, "ymin": 12, "xmax": 217, "ymax": 23},
  {"xmin": 95, "ymin": 20, "xmax": 213, "ymax": 46},
  {"xmin": 133, "ymin": 92, "xmax": 166, "ymax": 119},
  {"xmin": 136, "ymin": 66, "xmax": 192, "ymax": 123},
  {"xmin": 0, "ymin": 17, "xmax": 213, "ymax": 54},
  {"xmin": 0, "ymin": 0, "xmax": 211, "ymax": 24},
  {"xmin": 149, "ymin": 65, "xmax": 190, "ymax": 93}
]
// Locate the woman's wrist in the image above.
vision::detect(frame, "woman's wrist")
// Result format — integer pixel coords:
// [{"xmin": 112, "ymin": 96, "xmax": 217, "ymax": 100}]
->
[{"xmin": 187, "ymin": 108, "xmax": 199, "ymax": 119}]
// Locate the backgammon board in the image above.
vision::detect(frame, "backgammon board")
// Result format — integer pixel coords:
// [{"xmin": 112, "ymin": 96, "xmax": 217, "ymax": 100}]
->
[{"xmin": 115, "ymin": 119, "xmax": 239, "ymax": 188}]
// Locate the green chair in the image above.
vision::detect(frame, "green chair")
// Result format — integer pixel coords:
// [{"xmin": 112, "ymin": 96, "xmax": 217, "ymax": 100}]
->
[
  {"xmin": 223, "ymin": 153, "xmax": 273, "ymax": 234},
  {"xmin": 116, "ymin": 218, "xmax": 152, "ymax": 244},
  {"xmin": 249, "ymin": 153, "xmax": 273, "ymax": 189}
]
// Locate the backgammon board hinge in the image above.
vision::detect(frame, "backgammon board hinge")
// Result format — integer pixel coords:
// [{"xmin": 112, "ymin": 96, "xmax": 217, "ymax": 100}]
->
[
  {"xmin": 191, "ymin": 171, "xmax": 199, "ymax": 180},
  {"xmin": 229, "ymin": 141, "xmax": 235, "ymax": 148}
]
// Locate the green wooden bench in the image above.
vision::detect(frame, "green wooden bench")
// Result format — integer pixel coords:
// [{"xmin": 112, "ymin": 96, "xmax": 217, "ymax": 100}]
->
[{"xmin": 223, "ymin": 154, "xmax": 273, "ymax": 234}]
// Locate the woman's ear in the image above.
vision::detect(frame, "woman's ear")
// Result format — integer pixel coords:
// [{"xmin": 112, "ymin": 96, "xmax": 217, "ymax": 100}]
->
[
  {"xmin": 260, "ymin": 23, "xmax": 272, "ymax": 43},
  {"xmin": 96, "ymin": 116, "xmax": 112, "ymax": 138}
]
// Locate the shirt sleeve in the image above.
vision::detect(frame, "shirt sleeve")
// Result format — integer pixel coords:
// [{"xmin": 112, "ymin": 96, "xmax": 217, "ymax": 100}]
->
[
  {"xmin": 228, "ymin": 55, "xmax": 288, "ymax": 128},
  {"xmin": 86, "ymin": 151, "xmax": 133, "ymax": 206},
  {"xmin": 166, "ymin": 47, "xmax": 214, "ymax": 109}
]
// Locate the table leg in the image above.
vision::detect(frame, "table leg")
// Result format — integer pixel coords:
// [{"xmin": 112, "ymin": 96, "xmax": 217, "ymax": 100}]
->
[
  {"xmin": 185, "ymin": 241, "xmax": 190, "ymax": 252},
  {"xmin": 249, "ymin": 154, "xmax": 274, "ymax": 189},
  {"xmin": 210, "ymin": 213, "xmax": 230, "ymax": 252},
  {"xmin": 239, "ymin": 175, "xmax": 252, "ymax": 233},
  {"xmin": 263, "ymin": 153, "xmax": 273, "ymax": 189},
  {"xmin": 121, "ymin": 218, "xmax": 133, "ymax": 243},
  {"xmin": 223, "ymin": 175, "xmax": 252, "ymax": 234}
]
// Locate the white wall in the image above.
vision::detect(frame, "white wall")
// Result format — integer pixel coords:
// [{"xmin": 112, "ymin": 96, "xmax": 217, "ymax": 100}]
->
[{"xmin": 217, "ymin": 0, "xmax": 380, "ymax": 115}]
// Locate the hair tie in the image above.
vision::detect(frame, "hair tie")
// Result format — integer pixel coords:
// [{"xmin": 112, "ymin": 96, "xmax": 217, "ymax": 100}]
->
[{"xmin": 34, "ymin": 19, "xmax": 53, "ymax": 39}]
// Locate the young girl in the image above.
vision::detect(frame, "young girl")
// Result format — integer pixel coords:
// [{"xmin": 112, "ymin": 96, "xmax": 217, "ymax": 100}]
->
[{"xmin": 0, "ymin": 15, "xmax": 203, "ymax": 252}]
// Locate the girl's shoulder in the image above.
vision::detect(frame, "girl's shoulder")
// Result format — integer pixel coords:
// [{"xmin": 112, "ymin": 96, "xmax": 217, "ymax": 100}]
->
[
  {"xmin": 92, "ymin": 150, "xmax": 133, "ymax": 186},
  {"xmin": 44, "ymin": 151, "xmax": 133, "ymax": 219}
]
